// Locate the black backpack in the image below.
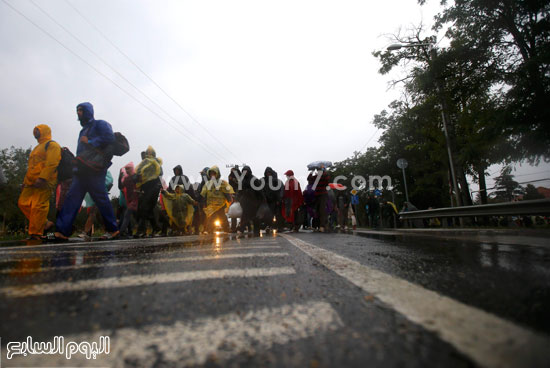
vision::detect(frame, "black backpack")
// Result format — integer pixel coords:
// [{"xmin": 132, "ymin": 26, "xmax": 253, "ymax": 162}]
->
[
  {"xmin": 46, "ymin": 141, "xmax": 75, "ymax": 181},
  {"xmin": 112, "ymin": 132, "xmax": 129, "ymax": 156}
]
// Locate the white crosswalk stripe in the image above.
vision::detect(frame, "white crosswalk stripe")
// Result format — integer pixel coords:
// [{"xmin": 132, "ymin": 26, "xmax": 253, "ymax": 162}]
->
[
  {"xmin": 0, "ymin": 236, "xmax": 279, "ymax": 252},
  {"xmin": 281, "ymin": 234, "xmax": 550, "ymax": 368},
  {"xmin": 0, "ymin": 244, "xmax": 281, "ymax": 259},
  {"xmin": 0, "ymin": 253, "xmax": 288, "ymax": 274},
  {"xmin": 6, "ymin": 301, "xmax": 343, "ymax": 367},
  {"xmin": 0, "ymin": 237, "xmax": 320, "ymax": 366},
  {"xmin": 0, "ymin": 252, "xmax": 290, "ymax": 274},
  {"xmin": 0, "ymin": 266, "xmax": 296, "ymax": 298}
]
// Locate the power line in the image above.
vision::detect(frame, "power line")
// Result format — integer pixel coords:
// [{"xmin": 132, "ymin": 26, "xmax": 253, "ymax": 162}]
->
[
  {"xmin": 27, "ymin": 0, "xmax": 226, "ymax": 163},
  {"xmin": 359, "ymin": 128, "xmax": 380, "ymax": 152},
  {"xmin": 2, "ymin": 0, "xmax": 223, "ymax": 164},
  {"xmin": 513, "ymin": 170, "xmax": 550, "ymax": 178},
  {"xmin": 471, "ymin": 178, "xmax": 550, "ymax": 193},
  {"xmin": 64, "ymin": 0, "xmax": 244, "ymax": 164}
]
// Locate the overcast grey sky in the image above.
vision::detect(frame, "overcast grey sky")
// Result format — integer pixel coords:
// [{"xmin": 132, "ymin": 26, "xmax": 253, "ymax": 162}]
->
[{"xmin": 1, "ymin": 0, "xmax": 549, "ymax": 196}]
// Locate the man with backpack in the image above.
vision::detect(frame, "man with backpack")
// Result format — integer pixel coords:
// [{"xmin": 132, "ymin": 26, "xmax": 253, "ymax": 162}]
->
[
  {"xmin": 54, "ymin": 102, "xmax": 120, "ymax": 240},
  {"xmin": 18, "ymin": 124, "xmax": 61, "ymax": 240}
]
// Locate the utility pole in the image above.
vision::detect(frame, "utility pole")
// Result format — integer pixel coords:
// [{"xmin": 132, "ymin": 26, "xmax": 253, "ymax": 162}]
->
[{"xmin": 388, "ymin": 42, "xmax": 463, "ymax": 208}]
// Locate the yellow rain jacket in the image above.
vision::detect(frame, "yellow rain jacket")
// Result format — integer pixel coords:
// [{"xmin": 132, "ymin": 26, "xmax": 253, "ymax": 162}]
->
[
  {"xmin": 200, "ymin": 165, "xmax": 234, "ymax": 219},
  {"xmin": 23, "ymin": 124, "xmax": 61, "ymax": 187},
  {"xmin": 135, "ymin": 146, "xmax": 163, "ymax": 188},
  {"xmin": 387, "ymin": 201, "xmax": 398, "ymax": 214},
  {"xmin": 18, "ymin": 124, "xmax": 61, "ymax": 236},
  {"xmin": 163, "ymin": 186, "xmax": 196, "ymax": 229}
]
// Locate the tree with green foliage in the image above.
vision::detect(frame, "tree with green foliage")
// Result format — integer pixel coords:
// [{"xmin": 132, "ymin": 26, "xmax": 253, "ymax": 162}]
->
[
  {"xmin": 332, "ymin": 98, "xmax": 452, "ymax": 211},
  {"xmin": 523, "ymin": 184, "xmax": 545, "ymax": 200},
  {"xmin": 336, "ymin": 0, "xmax": 548, "ymax": 212},
  {"xmin": 0, "ymin": 146, "xmax": 31, "ymax": 233},
  {"xmin": 492, "ymin": 166, "xmax": 524, "ymax": 202},
  {"xmin": 431, "ymin": 0, "xmax": 550, "ymax": 161},
  {"xmin": 372, "ymin": 28, "xmax": 507, "ymax": 207}
]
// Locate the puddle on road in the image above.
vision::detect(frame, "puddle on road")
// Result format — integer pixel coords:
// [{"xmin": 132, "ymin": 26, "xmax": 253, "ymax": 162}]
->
[
  {"xmin": 0, "ymin": 232, "xmax": 279, "ymax": 276},
  {"xmin": 347, "ymin": 230, "xmax": 550, "ymax": 276}
]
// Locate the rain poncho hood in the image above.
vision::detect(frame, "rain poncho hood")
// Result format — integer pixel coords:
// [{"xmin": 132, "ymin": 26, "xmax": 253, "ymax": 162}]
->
[
  {"xmin": 200, "ymin": 165, "xmax": 234, "ymax": 219},
  {"xmin": 228, "ymin": 166, "xmax": 242, "ymax": 191},
  {"xmin": 163, "ymin": 185, "xmax": 195, "ymax": 229},
  {"xmin": 120, "ymin": 162, "xmax": 134, "ymax": 182},
  {"xmin": 264, "ymin": 166, "xmax": 278, "ymax": 180},
  {"xmin": 135, "ymin": 146, "xmax": 163, "ymax": 188},
  {"xmin": 207, "ymin": 165, "xmax": 221, "ymax": 179},
  {"xmin": 241, "ymin": 166, "xmax": 259, "ymax": 189},
  {"xmin": 77, "ymin": 102, "xmax": 94, "ymax": 126},
  {"xmin": 242, "ymin": 165, "xmax": 252, "ymax": 177},
  {"xmin": 263, "ymin": 166, "xmax": 283, "ymax": 203},
  {"xmin": 240, "ymin": 165, "xmax": 263, "ymax": 194},
  {"xmin": 34, "ymin": 124, "xmax": 52, "ymax": 144},
  {"xmin": 124, "ymin": 162, "xmax": 135, "ymax": 176},
  {"xmin": 23, "ymin": 124, "xmax": 61, "ymax": 186},
  {"xmin": 169, "ymin": 164, "xmax": 196, "ymax": 199}
]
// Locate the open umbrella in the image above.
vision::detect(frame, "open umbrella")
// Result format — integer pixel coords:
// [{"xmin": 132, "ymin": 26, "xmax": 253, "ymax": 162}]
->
[
  {"xmin": 307, "ymin": 161, "xmax": 332, "ymax": 170},
  {"xmin": 329, "ymin": 183, "xmax": 346, "ymax": 190}
]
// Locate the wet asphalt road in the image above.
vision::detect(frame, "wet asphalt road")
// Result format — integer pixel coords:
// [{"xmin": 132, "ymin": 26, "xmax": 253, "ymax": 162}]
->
[{"xmin": 0, "ymin": 231, "xmax": 549, "ymax": 367}]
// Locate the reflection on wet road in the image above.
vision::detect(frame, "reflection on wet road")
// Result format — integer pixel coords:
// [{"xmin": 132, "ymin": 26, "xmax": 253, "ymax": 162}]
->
[{"xmin": 0, "ymin": 231, "xmax": 549, "ymax": 367}]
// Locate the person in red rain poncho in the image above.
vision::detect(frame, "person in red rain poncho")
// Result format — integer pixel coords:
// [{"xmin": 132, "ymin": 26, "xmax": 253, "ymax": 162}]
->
[
  {"xmin": 119, "ymin": 162, "xmax": 139, "ymax": 237},
  {"xmin": 282, "ymin": 170, "xmax": 304, "ymax": 232}
]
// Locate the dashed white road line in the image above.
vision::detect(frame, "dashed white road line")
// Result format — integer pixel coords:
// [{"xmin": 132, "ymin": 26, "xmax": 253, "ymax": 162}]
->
[
  {"xmin": 0, "ymin": 266, "xmax": 296, "ymax": 298},
  {"xmin": 1, "ymin": 252, "xmax": 289, "ymax": 274},
  {"xmin": 281, "ymin": 234, "xmax": 550, "ymax": 368},
  {"xmin": 6, "ymin": 300, "xmax": 343, "ymax": 367}
]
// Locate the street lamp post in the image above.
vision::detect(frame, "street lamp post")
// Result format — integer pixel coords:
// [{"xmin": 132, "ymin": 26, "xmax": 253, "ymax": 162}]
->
[{"xmin": 387, "ymin": 42, "xmax": 463, "ymax": 208}]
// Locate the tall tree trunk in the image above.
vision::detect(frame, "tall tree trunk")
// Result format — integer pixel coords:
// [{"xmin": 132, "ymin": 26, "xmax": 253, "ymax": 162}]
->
[
  {"xmin": 458, "ymin": 169, "xmax": 473, "ymax": 206},
  {"xmin": 476, "ymin": 164, "xmax": 488, "ymax": 205}
]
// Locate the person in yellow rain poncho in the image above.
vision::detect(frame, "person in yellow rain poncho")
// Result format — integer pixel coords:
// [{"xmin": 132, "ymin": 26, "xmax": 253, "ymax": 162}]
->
[
  {"xmin": 135, "ymin": 146, "xmax": 162, "ymax": 189},
  {"xmin": 18, "ymin": 124, "xmax": 61, "ymax": 240},
  {"xmin": 161, "ymin": 185, "xmax": 197, "ymax": 234},
  {"xmin": 200, "ymin": 165, "xmax": 234, "ymax": 233},
  {"xmin": 135, "ymin": 146, "xmax": 163, "ymax": 237}
]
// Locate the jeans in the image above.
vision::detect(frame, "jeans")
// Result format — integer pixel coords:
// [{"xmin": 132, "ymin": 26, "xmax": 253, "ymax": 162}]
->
[{"xmin": 56, "ymin": 173, "xmax": 118, "ymax": 236}]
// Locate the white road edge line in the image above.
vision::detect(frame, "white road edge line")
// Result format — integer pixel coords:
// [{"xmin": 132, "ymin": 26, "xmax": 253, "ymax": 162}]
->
[
  {"xmin": 7, "ymin": 300, "xmax": 343, "ymax": 367},
  {"xmin": 281, "ymin": 234, "xmax": 550, "ymax": 368},
  {"xmin": 1, "ymin": 252, "xmax": 289, "ymax": 274},
  {"xmin": 0, "ymin": 267, "xmax": 296, "ymax": 298}
]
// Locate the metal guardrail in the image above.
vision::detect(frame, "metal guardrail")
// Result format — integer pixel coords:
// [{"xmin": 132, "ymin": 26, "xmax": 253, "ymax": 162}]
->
[{"xmin": 399, "ymin": 199, "xmax": 550, "ymax": 220}]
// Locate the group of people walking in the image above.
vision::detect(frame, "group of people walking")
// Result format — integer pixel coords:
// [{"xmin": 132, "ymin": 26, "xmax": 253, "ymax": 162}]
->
[
  {"xmin": 17, "ymin": 102, "xmax": 362, "ymax": 242},
  {"xmin": 18, "ymin": 102, "xmax": 122, "ymax": 241}
]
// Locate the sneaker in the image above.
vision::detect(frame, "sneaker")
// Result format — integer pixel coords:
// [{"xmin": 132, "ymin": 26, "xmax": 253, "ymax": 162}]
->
[
  {"xmin": 100, "ymin": 231, "xmax": 120, "ymax": 241},
  {"xmin": 51, "ymin": 232, "xmax": 69, "ymax": 242},
  {"xmin": 78, "ymin": 231, "xmax": 91, "ymax": 240}
]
